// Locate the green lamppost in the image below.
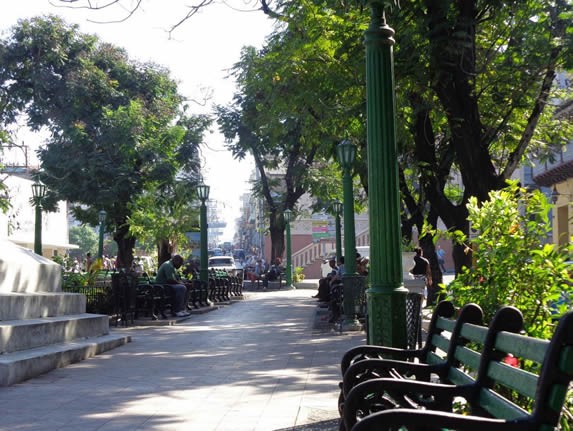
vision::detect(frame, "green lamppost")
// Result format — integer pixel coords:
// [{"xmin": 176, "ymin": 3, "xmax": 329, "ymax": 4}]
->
[
  {"xmin": 337, "ymin": 140, "xmax": 362, "ymax": 331},
  {"xmin": 197, "ymin": 183, "xmax": 210, "ymax": 285},
  {"xmin": 31, "ymin": 181, "xmax": 46, "ymax": 256},
  {"xmin": 364, "ymin": 0, "xmax": 407, "ymax": 347},
  {"xmin": 98, "ymin": 209, "xmax": 107, "ymax": 259},
  {"xmin": 332, "ymin": 201, "xmax": 343, "ymax": 264},
  {"xmin": 283, "ymin": 209, "xmax": 293, "ymax": 288}
]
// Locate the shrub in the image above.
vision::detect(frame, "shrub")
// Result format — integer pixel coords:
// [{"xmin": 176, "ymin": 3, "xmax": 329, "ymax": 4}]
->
[{"xmin": 447, "ymin": 181, "xmax": 572, "ymax": 339}]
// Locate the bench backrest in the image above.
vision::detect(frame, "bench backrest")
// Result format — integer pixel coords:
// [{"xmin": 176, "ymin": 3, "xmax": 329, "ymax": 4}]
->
[
  {"xmin": 469, "ymin": 310, "xmax": 573, "ymax": 429},
  {"xmin": 424, "ymin": 302, "xmax": 484, "ymax": 373}
]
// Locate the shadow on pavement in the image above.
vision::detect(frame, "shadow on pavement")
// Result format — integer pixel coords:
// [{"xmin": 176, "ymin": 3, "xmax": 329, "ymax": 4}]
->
[{"xmin": 273, "ymin": 418, "xmax": 339, "ymax": 431}]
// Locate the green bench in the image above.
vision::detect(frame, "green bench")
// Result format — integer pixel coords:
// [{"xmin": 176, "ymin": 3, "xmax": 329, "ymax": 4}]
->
[
  {"xmin": 345, "ymin": 308, "xmax": 573, "ymax": 431},
  {"xmin": 339, "ymin": 302, "xmax": 481, "ymax": 416}
]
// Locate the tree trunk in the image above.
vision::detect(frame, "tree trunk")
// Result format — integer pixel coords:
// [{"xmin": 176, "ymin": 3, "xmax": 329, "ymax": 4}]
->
[
  {"xmin": 113, "ymin": 222, "xmax": 135, "ymax": 270},
  {"xmin": 268, "ymin": 209, "xmax": 285, "ymax": 264},
  {"xmin": 157, "ymin": 239, "xmax": 172, "ymax": 266}
]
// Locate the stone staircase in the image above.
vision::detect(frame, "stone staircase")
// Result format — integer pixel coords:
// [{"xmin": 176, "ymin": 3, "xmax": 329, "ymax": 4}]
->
[
  {"xmin": 292, "ymin": 228, "xmax": 371, "ymax": 270},
  {"xmin": 0, "ymin": 240, "xmax": 130, "ymax": 386}
]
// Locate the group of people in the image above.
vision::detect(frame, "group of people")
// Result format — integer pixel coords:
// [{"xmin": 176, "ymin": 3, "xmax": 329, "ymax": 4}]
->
[
  {"xmin": 312, "ymin": 245, "xmax": 446, "ymax": 313},
  {"xmin": 245, "ymin": 257, "xmax": 283, "ymax": 288}
]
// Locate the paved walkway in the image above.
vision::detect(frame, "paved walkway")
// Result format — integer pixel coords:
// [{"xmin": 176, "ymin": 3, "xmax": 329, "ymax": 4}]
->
[{"xmin": 0, "ymin": 289, "xmax": 365, "ymax": 431}]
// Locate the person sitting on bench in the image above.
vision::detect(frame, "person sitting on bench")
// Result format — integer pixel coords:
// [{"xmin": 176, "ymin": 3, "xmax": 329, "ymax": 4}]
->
[{"xmin": 155, "ymin": 255, "xmax": 190, "ymax": 318}]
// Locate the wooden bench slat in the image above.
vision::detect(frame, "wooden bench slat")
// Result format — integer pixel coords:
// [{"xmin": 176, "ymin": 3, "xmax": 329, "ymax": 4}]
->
[
  {"xmin": 478, "ymin": 387, "xmax": 528, "ymax": 420},
  {"xmin": 453, "ymin": 345, "xmax": 481, "ymax": 371},
  {"xmin": 430, "ymin": 333, "xmax": 451, "ymax": 354},
  {"xmin": 426, "ymin": 351, "xmax": 446, "ymax": 365},
  {"xmin": 486, "ymin": 361, "xmax": 538, "ymax": 399},
  {"xmin": 447, "ymin": 367, "xmax": 475, "ymax": 386},
  {"xmin": 495, "ymin": 331, "xmax": 549, "ymax": 364},
  {"xmin": 436, "ymin": 316, "xmax": 456, "ymax": 332},
  {"xmin": 459, "ymin": 323, "xmax": 488, "ymax": 344}
]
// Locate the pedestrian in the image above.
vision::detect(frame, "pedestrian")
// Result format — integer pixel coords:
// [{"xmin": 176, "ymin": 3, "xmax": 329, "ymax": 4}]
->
[
  {"xmin": 410, "ymin": 247, "xmax": 434, "ymax": 304},
  {"xmin": 84, "ymin": 253, "xmax": 92, "ymax": 272},
  {"xmin": 436, "ymin": 245, "xmax": 446, "ymax": 273}
]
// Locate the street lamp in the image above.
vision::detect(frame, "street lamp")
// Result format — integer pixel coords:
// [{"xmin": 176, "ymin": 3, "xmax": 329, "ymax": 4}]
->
[
  {"xmin": 197, "ymin": 183, "xmax": 210, "ymax": 285},
  {"xmin": 98, "ymin": 209, "xmax": 107, "ymax": 259},
  {"xmin": 31, "ymin": 181, "xmax": 47, "ymax": 256},
  {"xmin": 364, "ymin": 0, "xmax": 407, "ymax": 346},
  {"xmin": 332, "ymin": 201, "xmax": 343, "ymax": 264},
  {"xmin": 336, "ymin": 140, "xmax": 362, "ymax": 331},
  {"xmin": 284, "ymin": 209, "xmax": 293, "ymax": 288}
]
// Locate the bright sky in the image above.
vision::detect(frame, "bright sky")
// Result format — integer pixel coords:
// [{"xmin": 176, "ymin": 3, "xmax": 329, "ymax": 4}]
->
[{"xmin": 0, "ymin": 0, "xmax": 274, "ymax": 242}]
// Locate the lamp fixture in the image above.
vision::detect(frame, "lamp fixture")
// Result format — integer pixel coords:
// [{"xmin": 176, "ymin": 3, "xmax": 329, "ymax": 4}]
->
[
  {"xmin": 336, "ymin": 140, "xmax": 356, "ymax": 170},
  {"xmin": 197, "ymin": 183, "xmax": 210, "ymax": 202}
]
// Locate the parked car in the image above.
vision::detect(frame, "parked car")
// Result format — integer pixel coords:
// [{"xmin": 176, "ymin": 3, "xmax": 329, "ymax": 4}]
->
[{"xmin": 208, "ymin": 256, "xmax": 242, "ymax": 277}]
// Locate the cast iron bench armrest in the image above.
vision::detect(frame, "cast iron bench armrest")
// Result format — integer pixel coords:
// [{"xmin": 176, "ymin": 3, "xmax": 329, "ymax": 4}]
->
[
  {"xmin": 340, "ymin": 301, "xmax": 459, "ymax": 376},
  {"xmin": 342, "ymin": 358, "xmax": 449, "ymax": 397},
  {"xmin": 352, "ymin": 408, "xmax": 529, "ymax": 431},
  {"xmin": 344, "ymin": 378, "xmax": 477, "ymax": 430}
]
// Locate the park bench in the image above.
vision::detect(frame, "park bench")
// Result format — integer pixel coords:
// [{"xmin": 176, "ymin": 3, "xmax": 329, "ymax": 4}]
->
[
  {"xmin": 344, "ymin": 307, "xmax": 573, "ymax": 431},
  {"xmin": 339, "ymin": 301, "xmax": 483, "ymax": 421}
]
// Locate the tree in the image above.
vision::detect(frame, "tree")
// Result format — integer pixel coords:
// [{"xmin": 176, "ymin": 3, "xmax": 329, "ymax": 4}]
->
[
  {"xmin": 0, "ymin": 16, "xmax": 207, "ymax": 268},
  {"xmin": 54, "ymin": 1, "xmax": 573, "ymax": 277},
  {"xmin": 69, "ymin": 225, "xmax": 98, "ymax": 257}
]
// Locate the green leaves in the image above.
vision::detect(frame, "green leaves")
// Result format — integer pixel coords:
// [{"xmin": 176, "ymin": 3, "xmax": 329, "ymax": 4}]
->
[{"xmin": 448, "ymin": 181, "xmax": 572, "ymax": 339}]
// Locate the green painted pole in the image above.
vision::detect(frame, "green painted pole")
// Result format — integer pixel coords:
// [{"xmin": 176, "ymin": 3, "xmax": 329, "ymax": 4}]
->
[
  {"xmin": 98, "ymin": 221, "xmax": 105, "ymax": 259},
  {"xmin": 335, "ymin": 212, "xmax": 342, "ymax": 264},
  {"xmin": 34, "ymin": 203, "xmax": 42, "ymax": 256},
  {"xmin": 342, "ymin": 165, "xmax": 357, "ymax": 275},
  {"xmin": 338, "ymin": 142, "xmax": 362, "ymax": 331},
  {"xmin": 285, "ymin": 220, "xmax": 292, "ymax": 287},
  {"xmin": 199, "ymin": 200, "xmax": 209, "ymax": 285},
  {"xmin": 364, "ymin": 4, "xmax": 407, "ymax": 347}
]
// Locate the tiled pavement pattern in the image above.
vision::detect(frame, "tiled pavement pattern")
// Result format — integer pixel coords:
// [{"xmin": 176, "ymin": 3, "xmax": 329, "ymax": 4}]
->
[{"xmin": 0, "ymin": 289, "xmax": 365, "ymax": 431}]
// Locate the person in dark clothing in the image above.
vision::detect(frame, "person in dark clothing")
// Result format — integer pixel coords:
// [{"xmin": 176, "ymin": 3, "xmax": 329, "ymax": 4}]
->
[
  {"xmin": 410, "ymin": 246, "xmax": 434, "ymax": 304},
  {"xmin": 314, "ymin": 259, "xmax": 338, "ymax": 301}
]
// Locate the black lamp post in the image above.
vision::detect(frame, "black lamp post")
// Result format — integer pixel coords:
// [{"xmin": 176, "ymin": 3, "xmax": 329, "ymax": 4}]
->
[
  {"xmin": 197, "ymin": 183, "xmax": 210, "ymax": 285},
  {"xmin": 284, "ymin": 209, "xmax": 293, "ymax": 288},
  {"xmin": 336, "ymin": 140, "xmax": 362, "ymax": 331},
  {"xmin": 332, "ymin": 201, "xmax": 343, "ymax": 265},
  {"xmin": 98, "ymin": 209, "xmax": 107, "ymax": 259},
  {"xmin": 31, "ymin": 181, "xmax": 47, "ymax": 256}
]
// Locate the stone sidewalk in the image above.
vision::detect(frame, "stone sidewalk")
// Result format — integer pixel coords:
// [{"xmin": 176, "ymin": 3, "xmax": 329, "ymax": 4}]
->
[{"xmin": 0, "ymin": 289, "xmax": 365, "ymax": 431}]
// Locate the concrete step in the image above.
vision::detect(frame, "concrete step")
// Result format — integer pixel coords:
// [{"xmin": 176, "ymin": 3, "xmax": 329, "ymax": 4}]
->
[
  {"xmin": 0, "ymin": 313, "xmax": 110, "ymax": 354},
  {"xmin": 294, "ymin": 279, "xmax": 319, "ymax": 289},
  {"xmin": 0, "ymin": 332, "xmax": 131, "ymax": 386},
  {"xmin": 0, "ymin": 292, "xmax": 86, "ymax": 320}
]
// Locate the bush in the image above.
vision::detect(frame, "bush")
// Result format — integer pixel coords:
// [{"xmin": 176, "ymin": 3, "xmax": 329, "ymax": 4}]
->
[
  {"xmin": 293, "ymin": 266, "xmax": 305, "ymax": 283},
  {"xmin": 447, "ymin": 181, "xmax": 572, "ymax": 339}
]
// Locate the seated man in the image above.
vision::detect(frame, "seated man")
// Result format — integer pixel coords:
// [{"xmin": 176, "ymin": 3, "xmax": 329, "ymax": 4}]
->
[
  {"xmin": 155, "ymin": 255, "xmax": 190, "ymax": 317},
  {"xmin": 314, "ymin": 258, "xmax": 338, "ymax": 301}
]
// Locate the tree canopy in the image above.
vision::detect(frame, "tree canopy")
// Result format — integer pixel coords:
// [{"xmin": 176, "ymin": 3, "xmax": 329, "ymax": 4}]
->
[{"xmin": 0, "ymin": 15, "xmax": 209, "ymax": 266}]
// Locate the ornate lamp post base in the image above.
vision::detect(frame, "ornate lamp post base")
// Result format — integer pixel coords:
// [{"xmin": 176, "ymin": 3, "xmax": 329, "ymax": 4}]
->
[{"xmin": 342, "ymin": 274, "xmax": 366, "ymax": 332}]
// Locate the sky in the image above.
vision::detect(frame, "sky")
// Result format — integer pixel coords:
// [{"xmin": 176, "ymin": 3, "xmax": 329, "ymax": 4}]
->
[{"xmin": 0, "ymin": 0, "xmax": 275, "ymax": 242}]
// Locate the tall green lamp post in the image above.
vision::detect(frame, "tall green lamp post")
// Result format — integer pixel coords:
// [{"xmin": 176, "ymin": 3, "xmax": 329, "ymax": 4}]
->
[
  {"xmin": 31, "ymin": 181, "xmax": 47, "ymax": 256},
  {"xmin": 283, "ymin": 209, "xmax": 293, "ymax": 288},
  {"xmin": 97, "ymin": 209, "xmax": 107, "ymax": 259},
  {"xmin": 332, "ymin": 201, "xmax": 343, "ymax": 264},
  {"xmin": 364, "ymin": 0, "xmax": 407, "ymax": 347},
  {"xmin": 197, "ymin": 183, "xmax": 210, "ymax": 285},
  {"xmin": 337, "ymin": 140, "xmax": 362, "ymax": 331}
]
